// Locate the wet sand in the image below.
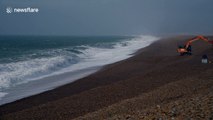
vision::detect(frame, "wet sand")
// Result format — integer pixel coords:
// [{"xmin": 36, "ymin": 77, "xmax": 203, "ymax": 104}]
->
[{"xmin": 0, "ymin": 36, "xmax": 213, "ymax": 120}]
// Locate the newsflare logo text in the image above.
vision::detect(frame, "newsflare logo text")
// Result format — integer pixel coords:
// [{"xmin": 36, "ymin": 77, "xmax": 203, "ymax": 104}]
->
[{"xmin": 6, "ymin": 7, "xmax": 39, "ymax": 14}]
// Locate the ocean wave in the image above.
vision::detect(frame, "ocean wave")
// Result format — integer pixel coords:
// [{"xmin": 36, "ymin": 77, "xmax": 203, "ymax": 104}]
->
[{"xmin": 0, "ymin": 35, "xmax": 159, "ymax": 92}]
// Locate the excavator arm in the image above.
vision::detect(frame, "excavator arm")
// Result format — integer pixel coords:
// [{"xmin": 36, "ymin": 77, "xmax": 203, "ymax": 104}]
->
[{"xmin": 185, "ymin": 35, "xmax": 209, "ymax": 49}]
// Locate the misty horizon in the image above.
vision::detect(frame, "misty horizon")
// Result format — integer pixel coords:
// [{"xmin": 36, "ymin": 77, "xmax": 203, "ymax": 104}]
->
[{"xmin": 0, "ymin": 0, "xmax": 213, "ymax": 36}]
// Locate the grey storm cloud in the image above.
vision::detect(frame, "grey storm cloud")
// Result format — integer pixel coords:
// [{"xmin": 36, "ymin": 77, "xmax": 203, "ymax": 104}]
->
[{"xmin": 0, "ymin": 0, "xmax": 213, "ymax": 36}]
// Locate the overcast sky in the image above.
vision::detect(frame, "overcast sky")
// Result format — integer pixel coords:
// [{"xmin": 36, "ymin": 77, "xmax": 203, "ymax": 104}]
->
[{"xmin": 0, "ymin": 0, "xmax": 213, "ymax": 36}]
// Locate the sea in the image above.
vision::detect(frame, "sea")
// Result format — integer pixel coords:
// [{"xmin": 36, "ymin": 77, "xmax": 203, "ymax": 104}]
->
[{"xmin": 0, "ymin": 35, "xmax": 158, "ymax": 105}]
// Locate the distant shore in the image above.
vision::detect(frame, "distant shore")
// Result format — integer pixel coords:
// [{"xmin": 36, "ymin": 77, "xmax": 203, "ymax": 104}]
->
[{"xmin": 1, "ymin": 36, "xmax": 213, "ymax": 120}]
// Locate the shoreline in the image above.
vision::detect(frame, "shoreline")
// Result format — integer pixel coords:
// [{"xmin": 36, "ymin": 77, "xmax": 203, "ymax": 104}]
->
[
  {"xmin": 0, "ymin": 36, "xmax": 158, "ymax": 106},
  {"xmin": 0, "ymin": 66, "xmax": 100, "ymax": 105},
  {"xmin": 1, "ymin": 36, "xmax": 213, "ymax": 119},
  {"xmin": 0, "ymin": 37, "xmax": 160, "ymax": 107}
]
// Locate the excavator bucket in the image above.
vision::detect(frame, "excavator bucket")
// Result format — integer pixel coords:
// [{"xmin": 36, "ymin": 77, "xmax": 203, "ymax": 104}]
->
[{"xmin": 177, "ymin": 48, "xmax": 187, "ymax": 53}]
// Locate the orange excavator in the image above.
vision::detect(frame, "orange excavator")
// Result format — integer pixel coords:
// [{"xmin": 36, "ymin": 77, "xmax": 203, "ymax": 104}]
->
[{"xmin": 177, "ymin": 35, "xmax": 213, "ymax": 56}]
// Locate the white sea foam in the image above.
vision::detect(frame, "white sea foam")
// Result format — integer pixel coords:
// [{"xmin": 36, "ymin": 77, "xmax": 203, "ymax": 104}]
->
[
  {"xmin": 0, "ymin": 57, "xmax": 65, "ymax": 89},
  {"xmin": 66, "ymin": 35, "xmax": 158, "ymax": 71},
  {"xmin": 0, "ymin": 35, "xmax": 159, "ymax": 100},
  {"xmin": 0, "ymin": 92, "xmax": 8, "ymax": 100}
]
